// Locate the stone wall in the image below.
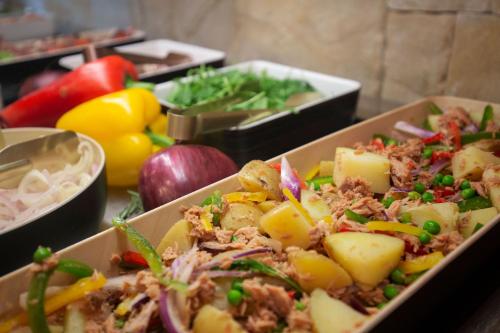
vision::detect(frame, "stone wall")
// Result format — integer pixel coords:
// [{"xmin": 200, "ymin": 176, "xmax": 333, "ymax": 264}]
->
[{"xmin": 59, "ymin": 0, "xmax": 499, "ymax": 118}]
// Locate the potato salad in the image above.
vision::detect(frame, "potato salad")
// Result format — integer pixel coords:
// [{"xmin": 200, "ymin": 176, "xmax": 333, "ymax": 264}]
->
[{"xmin": 1, "ymin": 103, "xmax": 499, "ymax": 333}]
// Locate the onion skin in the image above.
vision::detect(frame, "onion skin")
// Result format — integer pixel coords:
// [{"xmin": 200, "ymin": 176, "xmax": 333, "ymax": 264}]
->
[{"xmin": 139, "ymin": 145, "xmax": 238, "ymax": 210}]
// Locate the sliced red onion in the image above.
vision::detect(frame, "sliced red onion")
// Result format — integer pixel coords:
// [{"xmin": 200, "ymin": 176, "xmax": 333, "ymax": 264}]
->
[
  {"xmin": 281, "ymin": 156, "xmax": 301, "ymax": 200},
  {"xmin": 197, "ymin": 247, "xmax": 273, "ymax": 272},
  {"xmin": 449, "ymin": 192, "xmax": 462, "ymax": 202},
  {"xmin": 131, "ymin": 293, "xmax": 149, "ymax": 310},
  {"xmin": 159, "ymin": 289, "xmax": 189, "ymax": 333},
  {"xmin": 463, "ymin": 123, "xmax": 479, "ymax": 134},
  {"xmin": 349, "ymin": 296, "xmax": 369, "ymax": 315},
  {"xmin": 428, "ymin": 159, "xmax": 450, "ymax": 175},
  {"xmin": 103, "ymin": 274, "xmax": 137, "ymax": 290},
  {"xmin": 171, "ymin": 244, "xmax": 199, "ymax": 283},
  {"xmin": 204, "ymin": 270, "xmax": 253, "ymax": 279},
  {"xmin": 394, "ymin": 121, "xmax": 436, "ymax": 138},
  {"xmin": 410, "ymin": 167, "xmax": 422, "ymax": 177}
]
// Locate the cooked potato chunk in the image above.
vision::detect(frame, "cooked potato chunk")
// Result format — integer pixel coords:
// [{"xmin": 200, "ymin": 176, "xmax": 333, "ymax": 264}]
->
[
  {"xmin": 221, "ymin": 203, "xmax": 263, "ymax": 231},
  {"xmin": 156, "ymin": 219, "xmax": 193, "ymax": 255},
  {"xmin": 333, "ymin": 147, "xmax": 390, "ymax": 193},
  {"xmin": 319, "ymin": 160, "xmax": 334, "ymax": 177},
  {"xmin": 301, "ymin": 189, "xmax": 331, "ymax": 221},
  {"xmin": 483, "ymin": 165, "xmax": 500, "ymax": 211},
  {"xmin": 427, "ymin": 114, "xmax": 441, "ymax": 132},
  {"xmin": 310, "ymin": 289, "xmax": 367, "ymax": 333},
  {"xmin": 458, "ymin": 207, "xmax": 498, "ymax": 238},
  {"xmin": 238, "ymin": 160, "xmax": 281, "ymax": 200},
  {"xmin": 257, "ymin": 200, "xmax": 280, "ymax": 213},
  {"xmin": 451, "ymin": 146, "xmax": 500, "ymax": 180},
  {"xmin": 405, "ymin": 202, "xmax": 459, "ymax": 233},
  {"xmin": 289, "ymin": 250, "xmax": 352, "ymax": 292},
  {"xmin": 324, "ymin": 232, "xmax": 404, "ymax": 288},
  {"xmin": 193, "ymin": 305, "xmax": 245, "ymax": 333},
  {"xmin": 260, "ymin": 201, "xmax": 312, "ymax": 249}
]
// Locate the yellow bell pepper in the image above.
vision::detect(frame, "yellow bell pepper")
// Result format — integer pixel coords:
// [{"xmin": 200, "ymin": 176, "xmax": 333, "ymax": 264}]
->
[
  {"xmin": 399, "ymin": 251, "xmax": 444, "ymax": 274},
  {"xmin": 283, "ymin": 188, "xmax": 315, "ymax": 226},
  {"xmin": 56, "ymin": 88, "xmax": 173, "ymax": 186},
  {"xmin": 366, "ymin": 221, "xmax": 424, "ymax": 237},
  {"xmin": 224, "ymin": 191, "xmax": 268, "ymax": 204},
  {"xmin": 0, "ymin": 273, "xmax": 106, "ymax": 333}
]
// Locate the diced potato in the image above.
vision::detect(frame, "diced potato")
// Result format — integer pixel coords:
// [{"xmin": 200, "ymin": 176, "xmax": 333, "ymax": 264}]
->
[
  {"xmin": 156, "ymin": 219, "xmax": 193, "ymax": 255},
  {"xmin": 451, "ymin": 146, "xmax": 500, "ymax": 180},
  {"xmin": 319, "ymin": 160, "xmax": 335, "ymax": 177},
  {"xmin": 221, "ymin": 203, "xmax": 263, "ymax": 231},
  {"xmin": 324, "ymin": 232, "xmax": 404, "ymax": 288},
  {"xmin": 427, "ymin": 114, "xmax": 441, "ymax": 132},
  {"xmin": 310, "ymin": 289, "xmax": 367, "ymax": 333},
  {"xmin": 405, "ymin": 202, "xmax": 459, "ymax": 233},
  {"xmin": 483, "ymin": 165, "xmax": 500, "ymax": 211},
  {"xmin": 260, "ymin": 201, "xmax": 312, "ymax": 249},
  {"xmin": 465, "ymin": 139, "xmax": 500, "ymax": 153},
  {"xmin": 238, "ymin": 160, "xmax": 281, "ymax": 200},
  {"xmin": 193, "ymin": 305, "xmax": 245, "ymax": 333},
  {"xmin": 289, "ymin": 250, "xmax": 352, "ymax": 292},
  {"xmin": 257, "ymin": 200, "xmax": 280, "ymax": 213},
  {"xmin": 333, "ymin": 147, "xmax": 390, "ymax": 193},
  {"xmin": 458, "ymin": 207, "xmax": 498, "ymax": 238},
  {"xmin": 301, "ymin": 189, "xmax": 331, "ymax": 221}
]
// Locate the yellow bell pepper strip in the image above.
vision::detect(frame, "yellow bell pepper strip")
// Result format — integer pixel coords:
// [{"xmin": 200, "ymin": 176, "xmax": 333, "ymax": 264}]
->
[
  {"xmin": 0, "ymin": 273, "xmax": 105, "ymax": 333},
  {"xmin": 56, "ymin": 88, "xmax": 173, "ymax": 186},
  {"xmin": 283, "ymin": 188, "xmax": 315, "ymax": 226},
  {"xmin": 366, "ymin": 221, "xmax": 424, "ymax": 237},
  {"xmin": 399, "ymin": 251, "xmax": 444, "ymax": 274},
  {"xmin": 224, "ymin": 191, "xmax": 267, "ymax": 204},
  {"xmin": 304, "ymin": 164, "xmax": 320, "ymax": 181},
  {"xmin": 200, "ymin": 206, "xmax": 214, "ymax": 231}
]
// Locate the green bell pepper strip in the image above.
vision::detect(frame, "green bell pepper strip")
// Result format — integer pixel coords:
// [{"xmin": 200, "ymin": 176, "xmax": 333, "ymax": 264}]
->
[
  {"xmin": 429, "ymin": 103, "xmax": 443, "ymax": 115},
  {"xmin": 306, "ymin": 176, "xmax": 333, "ymax": 191},
  {"xmin": 479, "ymin": 105, "xmax": 494, "ymax": 131},
  {"xmin": 230, "ymin": 259, "xmax": 302, "ymax": 293},
  {"xmin": 461, "ymin": 132, "xmax": 500, "ymax": 145},
  {"xmin": 112, "ymin": 217, "xmax": 187, "ymax": 292},
  {"xmin": 344, "ymin": 209, "xmax": 370, "ymax": 224},
  {"xmin": 458, "ymin": 196, "xmax": 493, "ymax": 213}
]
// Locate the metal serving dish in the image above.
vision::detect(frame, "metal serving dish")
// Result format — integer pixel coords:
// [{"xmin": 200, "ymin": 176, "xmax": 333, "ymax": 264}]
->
[
  {"xmin": 0, "ymin": 128, "xmax": 106, "ymax": 274},
  {"xmin": 155, "ymin": 60, "xmax": 361, "ymax": 166},
  {"xmin": 0, "ymin": 97, "xmax": 498, "ymax": 332}
]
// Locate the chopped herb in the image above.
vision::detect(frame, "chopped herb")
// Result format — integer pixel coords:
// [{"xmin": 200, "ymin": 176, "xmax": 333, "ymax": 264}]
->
[{"xmin": 344, "ymin": 209, "xmax": 369, "ymax": 224}]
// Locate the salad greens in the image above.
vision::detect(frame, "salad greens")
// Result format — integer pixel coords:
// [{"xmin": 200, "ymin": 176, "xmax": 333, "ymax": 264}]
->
[{"xmin": 166, "ymin": 66, "xmax": 316, "ymax": 112}]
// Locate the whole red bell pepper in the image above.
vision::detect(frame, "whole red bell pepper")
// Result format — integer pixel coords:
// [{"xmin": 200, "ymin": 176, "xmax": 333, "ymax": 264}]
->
[{"xmin": 0, "ymin": 55, "xmax": 138, "ymax": 127}]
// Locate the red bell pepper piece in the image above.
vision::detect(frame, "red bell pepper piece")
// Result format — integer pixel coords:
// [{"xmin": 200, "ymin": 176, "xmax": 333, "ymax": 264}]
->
[
  {"xmin": 431, "ymin": 150, "xmax": 453, "ymax": 163},
  {"xmin": 422, "ymin": 132, "xmax": 444, "ymax": 145},
  {"xmin": 448, "ymin": 121, "xmax": 462, "ymax": 151},
  {"xmin": 120, "ymin": 250, "xmax": 148, "ymax": 269},
  {"xmin": 1, "ymin": 55, "xmax": 137, "ymax": 127},
  {"xmin": 369, "ymin": 138, "xmax": 385, "ymax": 151}
]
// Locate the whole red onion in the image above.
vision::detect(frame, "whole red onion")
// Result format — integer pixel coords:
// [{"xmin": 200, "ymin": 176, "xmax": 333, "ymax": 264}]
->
[{"xmin": 139, "ymin": 145, "xmax": 238, "ymax": 210}]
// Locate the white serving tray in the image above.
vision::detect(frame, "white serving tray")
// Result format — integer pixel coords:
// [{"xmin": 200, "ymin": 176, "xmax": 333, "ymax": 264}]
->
[
  {"xmin": 58, "ymin": 39, "xmax": 226, "ymax": 79},
  {"xmin": 154, "ymin": 60, "xmax": 361, "ymax": 130}
]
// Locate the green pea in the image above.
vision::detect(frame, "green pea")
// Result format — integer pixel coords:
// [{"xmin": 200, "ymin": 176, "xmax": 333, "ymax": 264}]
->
[
  {"xmin": 382, "ymin": 196, "xmax": 395, "ymax": 209},
  {"xmin": 227, "ymin": 289, "xmax": 243, "ymax": 306},
  {"xmin": 231, "ymin": 279, "xmax": 243, "ymax": 292},
  {"xmin": 419, "ymin": 232, "xmax": 432, "ymax": 244},
  {"xmin": 441, "ymin": 175, "xmax": 454, "ymax": 186},
  {"xmin": 33, "ymin": 246, "xmax": 52, "ymax": 263},
  {"xmin": 390, "ymin": 268, "xmax": 406, "ymax": 285},
  {"xmin": 422, "ymin": 192, "xmax": 434, "ymax": 203},
  {"xmin": 387, "ymin": 139, "xmax": 398, "ymax": 146},
  {"xmin": 414, "ymin": 182, "xmax": 426, "ymax": 194},
  {"xmin": 399, "ymin": 212, "xmax": 412, "ymax": 224},
  {"xmin": 408, "ymin": 191, "xmax": 421, "ymax": 200},
  {"xmin": 423, "ymin": 147, "xmax": 433, "ymax": 159},
  {"xmin": 433, "ymin": 173, "xmax": 444, "ymax": 185},
  {"xmin": 423, "ymin": 220, "xmax": 441, "ymax": 235},
  {"xmin": 383, "ymin": 284, "xmax": 399, "ymax": 300},
  {"xmin": 461, "ymin": 188, "xmax": 476, "ymax": 199},
  {"xmin": 295, "ymin": 301, "xmax": 306, "ymax": 311},
  {"xmin": 377, "ymin": 302, "xmax": 387, "ymax": 309},
  {"xmin": 460, "ymin": 180, "xmax": 471, "ymax": 190}
]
